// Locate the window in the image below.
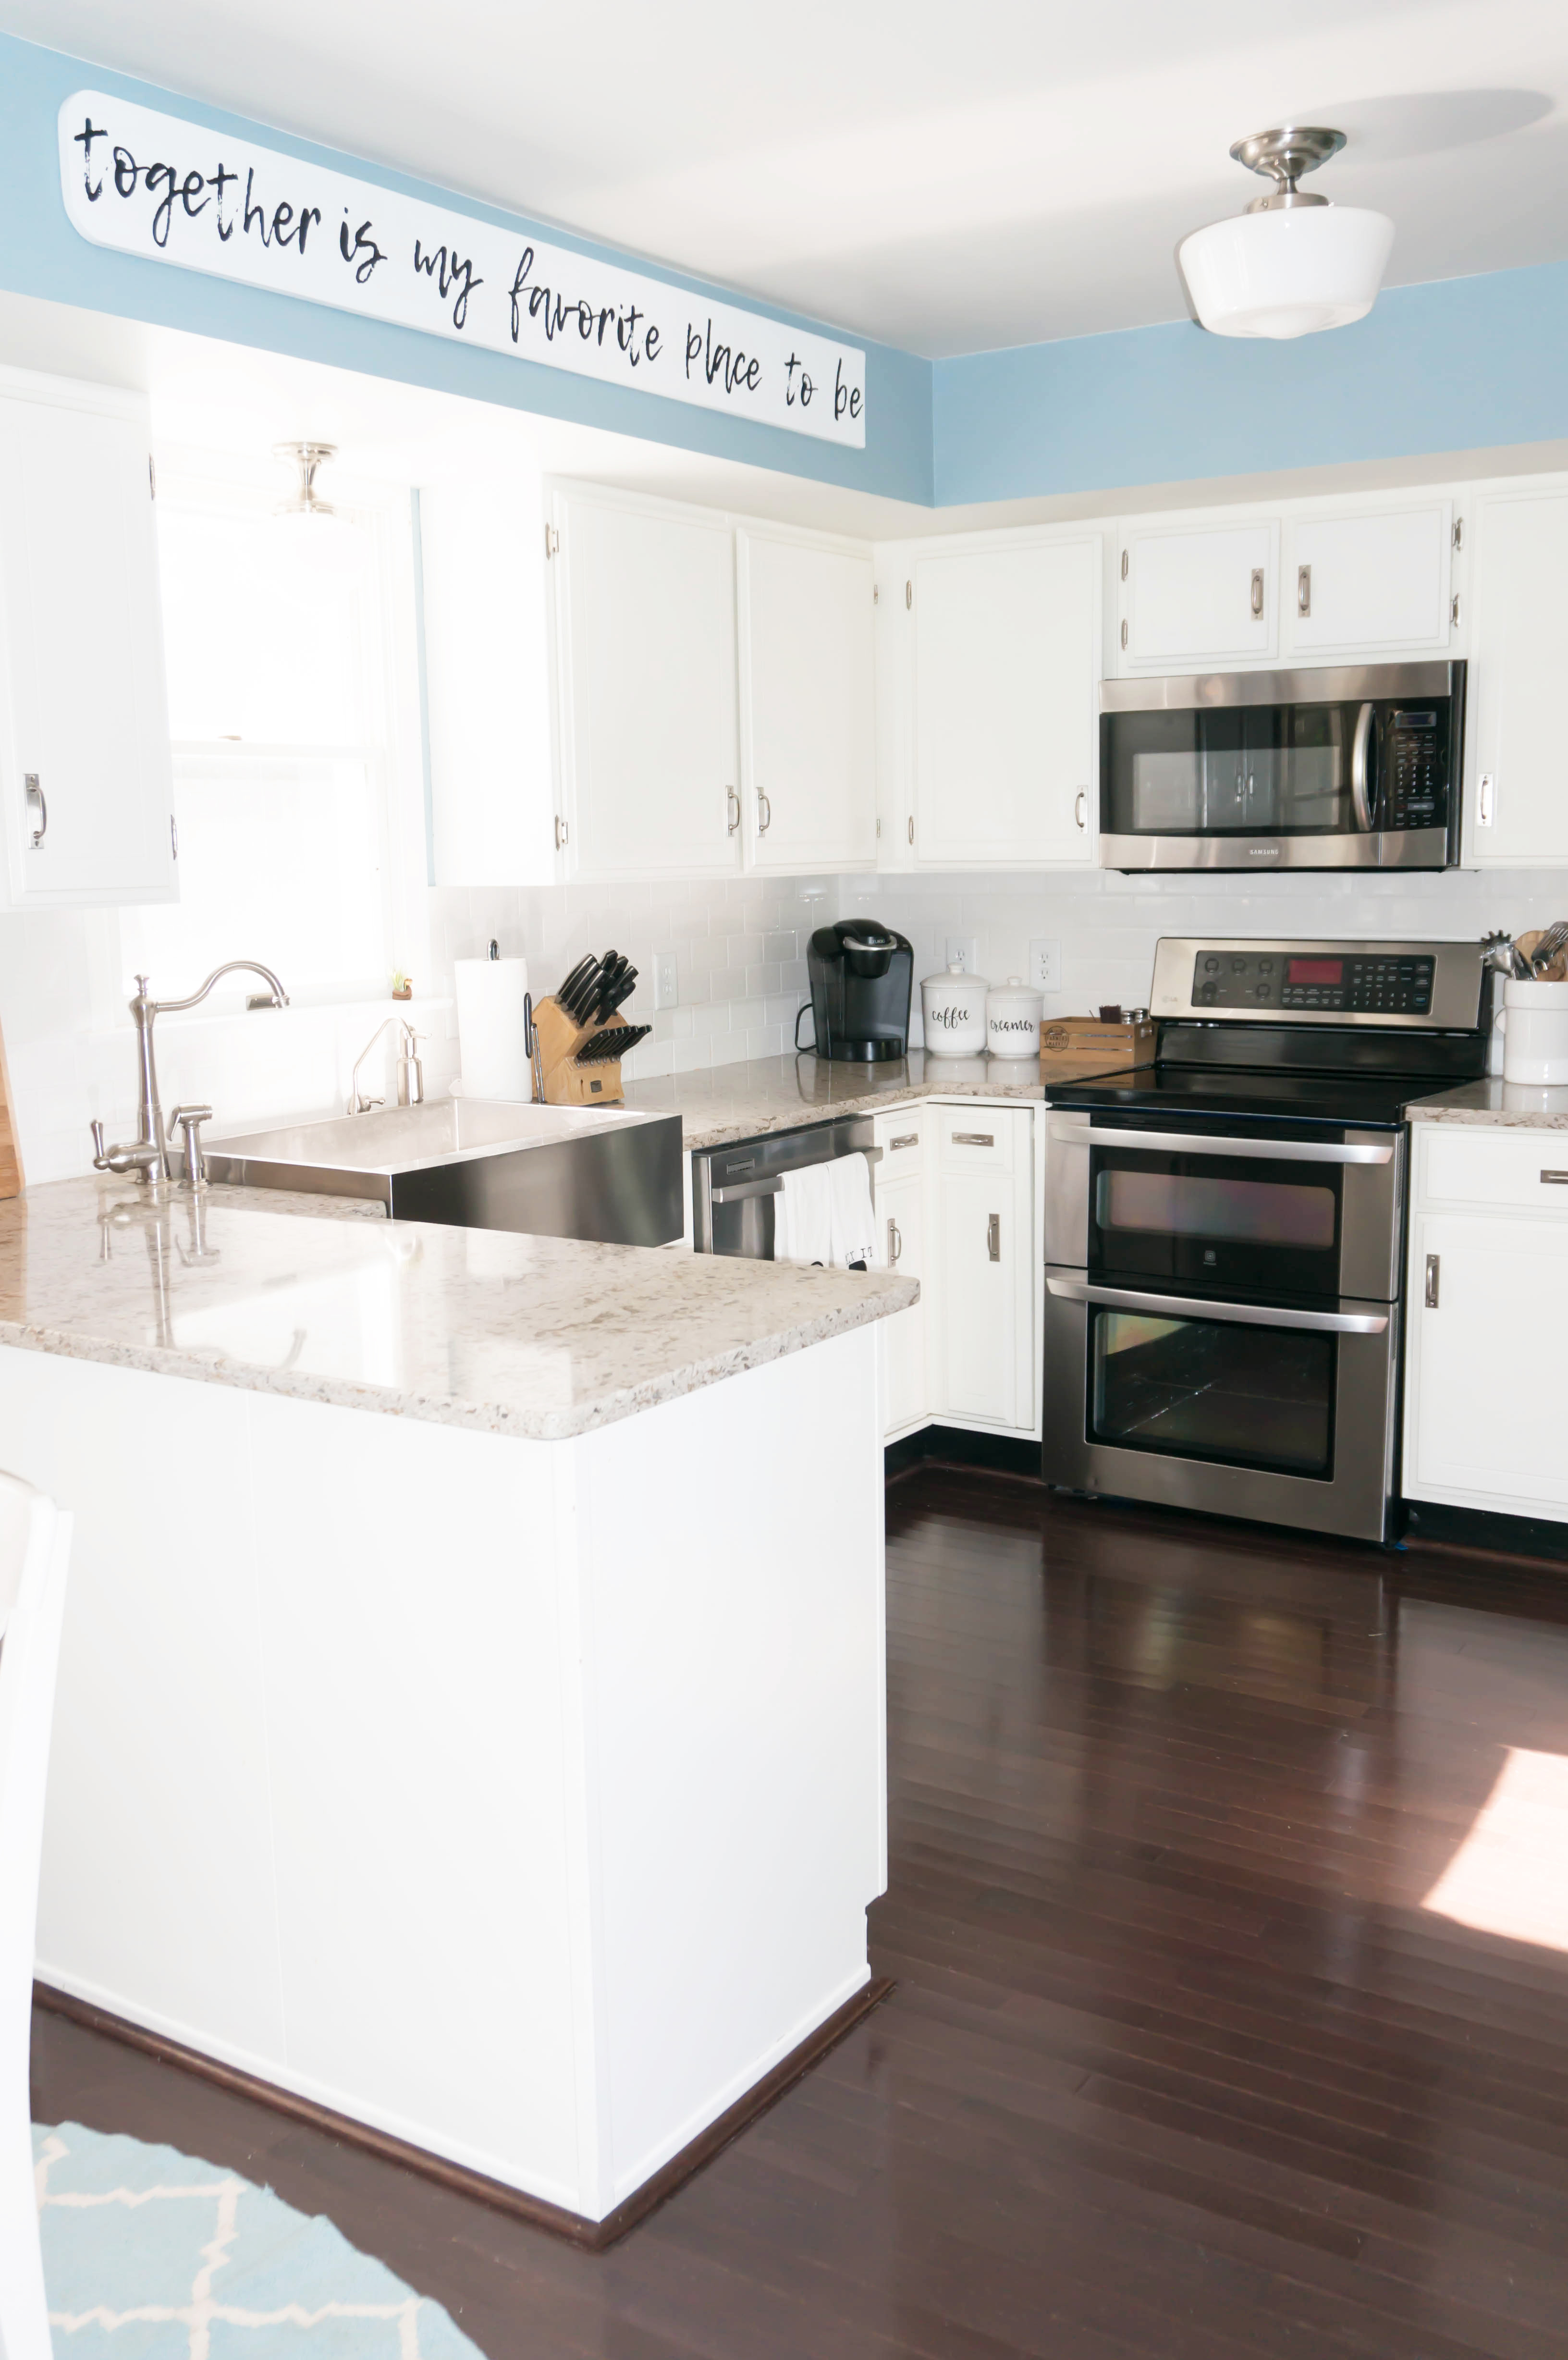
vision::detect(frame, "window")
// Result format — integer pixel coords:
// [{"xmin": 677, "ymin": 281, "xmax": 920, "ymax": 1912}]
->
[{"xmin": 120, "ymin": 476, "xmax": 401, "ymax": 1006}]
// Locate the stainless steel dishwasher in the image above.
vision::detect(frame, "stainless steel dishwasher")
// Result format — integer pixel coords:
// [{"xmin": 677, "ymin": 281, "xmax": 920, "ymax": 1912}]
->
[{"xmin": 691, "ymin": 1118, "xmax": 881, "ymax": 1257}]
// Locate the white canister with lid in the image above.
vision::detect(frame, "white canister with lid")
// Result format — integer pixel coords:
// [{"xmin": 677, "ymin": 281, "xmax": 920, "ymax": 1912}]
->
[
  {"xmin": 920, "ymin": 963, "xmax": 989, "ymax": 1056},
  {"xmin": 986, "ymin": 977, "xmax": 1044, "ymax": 1058},
  {"xmin": 1501, "ymin": 977, "xmax": 1568, "ymax": 1084}
]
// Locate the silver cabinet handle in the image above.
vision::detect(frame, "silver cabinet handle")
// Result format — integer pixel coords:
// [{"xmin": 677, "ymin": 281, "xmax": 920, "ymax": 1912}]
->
[
  {"xmin": 951, "ymin": 1131, "xmax": 995, "ymax": 1147},
  {"xmin": 1047, "ymin": 1119, "xmax": 1392, "ymax": 1165},
  {"xmin": 757, "ymin": 788, "xmax": 772, "ymax": 835},
  {"xmin": 553, "ymin": 813, "xmax": 569, "ymax": 850},
  {"xmin": 888, "ymin": 1132, "xmax": 919, "ymax": 1152},
  {"xmin": 726, "ymin": 786, "xmax": 740, "ymax": 835},
  {"xmin": 1477, "ymin": 772, "xmax": 1495, "ymax": 828},
  {"xmin": 1046, "ymin": 1276, "xmax": 1387, "ymax": 1335},
  {"xmin": 1250, "ymin": 567, "xmax": 1265, "ymax": 619},
  {"xmin": 907, "ymin": 815, "xmax": 914, "ymax": 845},
  {"xmin": 1120, "ymin": 618, "xmax": 1128, "ymax": 650},
  {"xmin": 1542, "ymin": 1170, "xmax": 1568, "ymax": 1185},
  {"xmin": 987, "ymin": 1213, "xmax": 1000, "ymax": 1262},
  {"xmin": 887, "ymin": 1216, "xmax": 902, "ymax": 1265},
  {"xmin": 24, "ymin": 773, "xmax": 46, "ymax": 849},
  {"xmin": 1074, "ymin": 788, "xmax": 1087, "ymax": 831},
  {"xmin": 1351, "ymin": 700, "xmax": 1375, "ymax": 833},
  {"xmin": 1424, "ymin": 1252, "xmax": 1440, "ymax": 1308},
  {"xmin": 1297, "ymin": 563, "xmax": 1311, "ymax": 617}
]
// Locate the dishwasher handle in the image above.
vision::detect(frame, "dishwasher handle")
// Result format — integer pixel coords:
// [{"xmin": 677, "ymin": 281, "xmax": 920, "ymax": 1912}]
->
[{"xmin": 709, "ymin": 1144, "xmax": 882, "ymax": 1204}]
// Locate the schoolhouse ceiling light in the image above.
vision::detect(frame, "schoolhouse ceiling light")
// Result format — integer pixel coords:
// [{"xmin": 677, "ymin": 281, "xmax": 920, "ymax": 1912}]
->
[{"xmin": 1178, "ymin": 127, "xmax": 1394, "ymax": 340}]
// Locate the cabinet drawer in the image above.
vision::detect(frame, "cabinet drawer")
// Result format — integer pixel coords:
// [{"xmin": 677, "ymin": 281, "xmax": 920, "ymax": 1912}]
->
[
  {"xmin": 936, "ymin": 1108, "xmax": 1022, "ymax": 1171},
  {"xmin": 873, "ymin": 1109, "xmax": 924, "ymax": 1167},
  {"xmin": 1420, "ymin": 1126, "xmax": 1568, "ymax": 1215}
]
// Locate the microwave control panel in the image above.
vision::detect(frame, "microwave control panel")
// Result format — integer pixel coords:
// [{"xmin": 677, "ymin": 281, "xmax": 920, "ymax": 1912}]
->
[
  {"xmin": 1384, "ymin": 708, "xmax": 1444, "ymax": 830},
  {"xmin": 1150, "ymin": 938, "xmax": 1485, "ymax": 1030}
]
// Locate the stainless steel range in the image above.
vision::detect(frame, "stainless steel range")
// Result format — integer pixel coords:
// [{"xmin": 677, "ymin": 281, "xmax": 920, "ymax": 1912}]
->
[{"xmin": 1041, "ymin": 937, "xmax": 1494, "ymax": 1542}]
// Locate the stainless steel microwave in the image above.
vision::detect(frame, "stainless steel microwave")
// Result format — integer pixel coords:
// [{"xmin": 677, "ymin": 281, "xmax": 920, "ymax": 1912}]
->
[{"xmin": 1097, "ymin": 661, "xmax": 1466, "ymax": 872}]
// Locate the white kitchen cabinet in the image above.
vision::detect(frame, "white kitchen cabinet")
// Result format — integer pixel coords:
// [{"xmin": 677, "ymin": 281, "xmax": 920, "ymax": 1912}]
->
[
  {"xmin": 551, "ymin": 486, "xmax": 739, "ymax": 882},
  {"xmin": 1404, "ymin": 1124, "xmax": 1568, "ymax": 1522},
  {"xmin": 872, "ymin": 1112, "xmax": 927, "ymax": 1437},
  {"xmin": 929, "ymin": 1106, "xmax": 1035, "ymax": 1433},
  {"xmin": 1119, "ymin": 517, "xmax": 1278, "ymax": 668},
  {"xmin": 0, "ymin": 369, "xmax": 176, "ymax": 907},
  {"xmin": 1286, "ymin": 502, "xmax": 1452, "ymax": 657},
  {"xmin": 910, "ymin": 534, "xmax": 1100, "ymax": 868},
  {"xmin": 1467, "ymin": 488, "xmax": 1568, "ymax": 864},
  {"xmin": 737, "ymin": 529, "xmax": 876, "ymax": 872}
]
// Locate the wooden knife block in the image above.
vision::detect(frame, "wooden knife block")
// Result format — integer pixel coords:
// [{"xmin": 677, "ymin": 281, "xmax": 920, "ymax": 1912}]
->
[{"xmin": 534, "ymin": 996, "xmax": 631, "ymax": 1106}]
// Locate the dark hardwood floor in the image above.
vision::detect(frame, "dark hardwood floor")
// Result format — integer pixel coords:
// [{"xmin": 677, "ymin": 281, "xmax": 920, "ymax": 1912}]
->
[{"xmin": 34, "ymin": 1469, "xmax": 1568, "ymax": 2359}]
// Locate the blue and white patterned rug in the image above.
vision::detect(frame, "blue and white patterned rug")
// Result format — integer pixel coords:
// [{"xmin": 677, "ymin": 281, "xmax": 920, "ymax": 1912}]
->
[{"xmin": 33, "ymin": 2123, "xmax": 487, "ymax": 2360}]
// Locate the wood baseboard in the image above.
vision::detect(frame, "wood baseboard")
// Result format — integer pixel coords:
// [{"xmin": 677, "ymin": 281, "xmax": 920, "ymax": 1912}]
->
[{"xmin": 33, "ymin": 1973, "xmax": 894, "ymax": 2251}]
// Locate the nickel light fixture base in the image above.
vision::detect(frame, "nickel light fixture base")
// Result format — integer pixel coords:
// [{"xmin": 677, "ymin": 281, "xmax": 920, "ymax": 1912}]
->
[
  {"xmin": 1179, "ymin": 126, "xmax": 1393, "ymax": 339},
  {"xmin": 274, "ymin": 442, "xmax": 338, "ymax": 520}
]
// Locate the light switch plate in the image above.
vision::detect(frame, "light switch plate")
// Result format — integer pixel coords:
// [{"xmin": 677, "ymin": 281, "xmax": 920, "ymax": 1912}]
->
[
  {"xmin": 1029, "ymin": 938, "xmax": 1061, "ymax": 992},
  {"xmin": 945, "ymin": 936, "xmax": 979, "ymax": 975},
  {"xmin": 653, "ymin": 951, "xmax": 678, "ymax": 1010}
]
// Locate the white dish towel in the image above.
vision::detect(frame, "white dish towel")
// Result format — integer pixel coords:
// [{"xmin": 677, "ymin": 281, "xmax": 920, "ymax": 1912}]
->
[
  {"xmin": 773, "ymin": 1163, "xmax": 834, "ymax": 1266},
  {"xmin": 828, "ymin": 1153, "xmax": 879, "ymax": 1272}
]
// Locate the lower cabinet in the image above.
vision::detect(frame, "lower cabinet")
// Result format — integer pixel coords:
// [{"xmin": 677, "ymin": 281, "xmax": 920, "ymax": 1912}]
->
[
  {"xmin": 1404, "ymin": 1125, "xmax": 1568, "ymax": 1521},
  {"xmin": 872, "ymin": 1101, "xmax": 1038, "ymax": 1445}
]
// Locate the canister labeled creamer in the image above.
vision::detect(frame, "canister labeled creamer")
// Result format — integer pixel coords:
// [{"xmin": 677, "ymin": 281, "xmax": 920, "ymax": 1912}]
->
[
  {"xmin": 986, "ymin": 977, "xmax": 1043, "ymax": 1058},
  {"xmin": 920, "ymin": 963, "xmax": 989, "ymax": 1056}
]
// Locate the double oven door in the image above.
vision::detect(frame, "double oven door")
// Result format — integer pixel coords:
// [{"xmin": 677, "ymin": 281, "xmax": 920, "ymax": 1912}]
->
[{"xmin": 1041, "ymin": 1111, "xmax": 1403, "ymax": 1541}]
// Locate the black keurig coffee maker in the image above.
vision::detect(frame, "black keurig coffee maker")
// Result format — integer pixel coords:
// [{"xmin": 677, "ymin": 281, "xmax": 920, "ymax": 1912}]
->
[{"xmin": 802, "ymin": 920, "xmax": 913, "ymax": 1061}]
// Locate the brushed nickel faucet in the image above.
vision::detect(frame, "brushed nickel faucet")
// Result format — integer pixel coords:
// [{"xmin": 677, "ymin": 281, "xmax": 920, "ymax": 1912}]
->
[
  {"xmin": 90, "ymin": 961, "xmax": 289, "ymax": 1187},
  {"xmin": 348, "ymin": 1016, "xmax": 424, "ymax": 1115}
]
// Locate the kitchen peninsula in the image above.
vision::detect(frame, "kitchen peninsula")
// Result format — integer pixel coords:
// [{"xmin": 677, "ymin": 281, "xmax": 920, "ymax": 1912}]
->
[{"xmin": 0, "ymin": 1175, "xmax": 914, "ymax": 2243}]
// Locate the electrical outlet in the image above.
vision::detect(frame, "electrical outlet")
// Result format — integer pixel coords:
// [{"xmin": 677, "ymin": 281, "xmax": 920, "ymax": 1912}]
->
[
  {"xmin": 945, "ymin": 936, "xmax": 979, "ymax": 975},
  {"xmin": 1029, "ymin": 938, "xmax": 1061, "ymax": 992},
  {"xmin": 653, "ymin": 950, "xmax": 678, "ymax": 1011}
]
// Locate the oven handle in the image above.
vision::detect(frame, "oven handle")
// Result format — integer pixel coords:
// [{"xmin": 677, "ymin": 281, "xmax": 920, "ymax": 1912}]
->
[
  {"xmin": 1048, "ymin": 1119, "xmax": 1392, "ymax": 1166},
  {"xmin": 1047, "ymin": 1275, "xmax": 1388, "ymax": 1334}
]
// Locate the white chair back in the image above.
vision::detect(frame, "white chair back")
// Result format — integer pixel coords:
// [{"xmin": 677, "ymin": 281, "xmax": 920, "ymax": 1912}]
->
[{"xmin": 0, "ymin": 1475, "xmax": 71, "ymax": 2360}]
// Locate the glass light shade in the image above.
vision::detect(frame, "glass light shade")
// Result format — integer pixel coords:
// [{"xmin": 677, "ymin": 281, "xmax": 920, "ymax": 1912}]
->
[{"xmin": 1178, "ymin": 204, "xmax": 1394, "ymax": 339}]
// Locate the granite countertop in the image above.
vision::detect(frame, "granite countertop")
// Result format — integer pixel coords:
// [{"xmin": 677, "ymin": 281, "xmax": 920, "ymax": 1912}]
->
[
  {"xmin": 1407, "ymin": 1078, "xmax": 1568, "ymax": 1130},
  {"xmin": 624, "ymin": 1047, "xmax": 1109, "ymax": 1150},
  {"xmin": 0, "ymin": 1176, "xmax": 916, "ymax": 1441}
]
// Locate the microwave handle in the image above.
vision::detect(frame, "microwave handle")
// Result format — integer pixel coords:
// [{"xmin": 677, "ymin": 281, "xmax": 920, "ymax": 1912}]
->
[{"xmin": 1351, "ymin": 701, "xmax": 1376, "ymax": 833}]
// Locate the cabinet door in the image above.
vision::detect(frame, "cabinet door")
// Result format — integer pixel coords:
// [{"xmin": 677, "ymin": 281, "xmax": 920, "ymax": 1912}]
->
[
  {"xmin": 737, "ymin": 530, "xmax": 876, "ymax": 872},
  {"xmin": 1407, "ymin": 1210, "xmax": 1568, "ymax": 1514},
  {"xmin": 912, "ymin": 537, "xmax": 1098, "ymax": 867},
  {"xmin": 1288, "ymin": 504, "xmax": 1451, "ymax": 656},
  {"xmin": 1469, "ymin": 491, "xmax": 1568, "ymax": 863},
  {"xmin": 1122, "ymin": 520, "xmax": 1277, "ymax": 666},
  {"xmin": 0, "ymin": 382, "xmax": 175, "ymax": 906},
  {"xmin": 874, "ymin": 1165, "xmax": 926, "ymax": 1437},
  {"xmin": 934, "ymin": 1170, "xmax": 1021, "ymax": 1426},
  {"xmin": 553, "ymin": 491, "xmax": 739, "ymax": 880}
]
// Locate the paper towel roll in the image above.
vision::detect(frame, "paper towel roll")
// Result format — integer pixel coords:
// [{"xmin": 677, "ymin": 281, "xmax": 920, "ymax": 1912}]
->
[{"xmin": 454, "ymin": 958, "xmax": 532, "ymax": 1100}]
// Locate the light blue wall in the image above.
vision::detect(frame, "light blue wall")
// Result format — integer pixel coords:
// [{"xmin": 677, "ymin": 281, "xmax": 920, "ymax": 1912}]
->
[
  {"xmin": 932, "ymin": 263, "xmax": 1568, "ymax": 506},
  {"xmin": 0, "ymin": 31, "xmax": 935, "ymax": 504},
  {"xmin": 9, "ymin": 27, "xmax": 1568, "ymax": 515}
]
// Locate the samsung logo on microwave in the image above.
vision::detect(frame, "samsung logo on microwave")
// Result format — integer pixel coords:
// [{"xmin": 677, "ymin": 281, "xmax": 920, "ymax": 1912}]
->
[{"xmin": 1247, "ymin": 844, "xmax": 1281, "ymax": 860}]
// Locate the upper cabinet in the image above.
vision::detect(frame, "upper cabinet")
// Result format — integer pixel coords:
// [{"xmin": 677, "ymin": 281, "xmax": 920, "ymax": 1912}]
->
[
  {"xmin": 1119, "ymin": 518, "xmax": 1278, "ymax": 669},
  {"xmin": 908, "ymin": 532, "xmax": 1101, "ymax": 869},
  {"xmin": 736, "ymin": 529, "xmax": 877, "ymax": 873},
  {"xmin": 1286, "ymin": 501, "xmax": 1453, "ymax": 657},
  {"xmin": 0, "ymin": 369, "xmax": 176, "ymax": 908},
  {"xmin": 1467, "ymin": 485, "xmax": 1568, "ymax": 866},
  {"xmin": 551, "ymin": 486, "xmax": 740, "ymax": 882}
]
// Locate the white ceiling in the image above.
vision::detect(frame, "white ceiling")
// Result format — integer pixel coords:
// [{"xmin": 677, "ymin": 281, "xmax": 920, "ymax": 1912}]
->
[{"xmin": 7, "ymin": 0, "xmax": 1568, "ymax": 356}]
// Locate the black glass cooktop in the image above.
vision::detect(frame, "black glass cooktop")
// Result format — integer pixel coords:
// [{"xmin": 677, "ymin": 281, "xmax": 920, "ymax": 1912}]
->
[{"xmin": 1044, "ymin": 1063, "xmax": 1461, "ymax": 1131}]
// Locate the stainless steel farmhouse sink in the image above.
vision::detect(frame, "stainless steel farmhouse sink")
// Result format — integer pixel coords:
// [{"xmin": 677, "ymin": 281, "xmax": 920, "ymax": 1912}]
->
[{"xmin": 204, "ymin": 1098, "xmax": 685, "ymax": 1247}]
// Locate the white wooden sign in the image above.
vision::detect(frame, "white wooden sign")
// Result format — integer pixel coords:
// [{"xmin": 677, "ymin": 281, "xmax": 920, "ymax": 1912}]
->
[{"xmin": 58, "ymin": 93, "xmax": 867, "ymax": 449}]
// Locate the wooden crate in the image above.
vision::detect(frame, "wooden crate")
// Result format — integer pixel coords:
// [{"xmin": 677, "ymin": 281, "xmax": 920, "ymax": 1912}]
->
[{"xmin": 1037, "ymin": 1018, "xmax": 1156, "ymax": 1071}]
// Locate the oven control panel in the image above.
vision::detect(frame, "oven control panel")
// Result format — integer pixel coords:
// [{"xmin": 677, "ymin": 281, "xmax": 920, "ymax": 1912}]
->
[
  {"xmin": 1150, "ymin": 938, "xmax": 1484, "ymax": 1030},
  {"xmin": 1191, "ymin": 949, "xmax": 1434, "ymax": 1014}
]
